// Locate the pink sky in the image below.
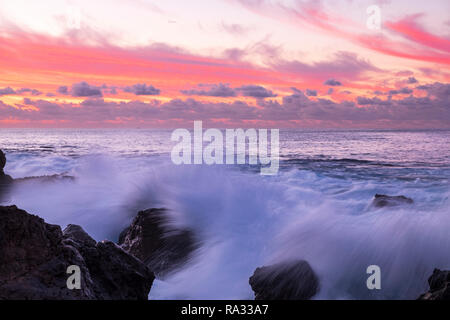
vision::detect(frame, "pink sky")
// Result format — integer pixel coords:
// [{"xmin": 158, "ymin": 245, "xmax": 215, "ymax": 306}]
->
[{"xmin": 0, "ymin": 0, "xmax": 449, "ymax": 128}]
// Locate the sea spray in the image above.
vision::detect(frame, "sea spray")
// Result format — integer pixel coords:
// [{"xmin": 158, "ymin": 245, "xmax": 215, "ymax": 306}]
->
[{"xmin": 1, "ymin": 129, "xmax": 449, "ymax": 299}]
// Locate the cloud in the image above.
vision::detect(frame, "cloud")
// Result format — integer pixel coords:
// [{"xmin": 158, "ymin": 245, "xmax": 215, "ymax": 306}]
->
[
  {"xmin": 0, "ymin": 29, "xmax": 403, "ymax": 102},
  {"xmin": 385, "ymin": 15, "xmax": 450, "ymax": 53},
  {"xmin": 275, "ymin": 52, "xmax": 379, "ymax": 81},
  {"xmin": 306, "ymin": 89, "xmax": 317, "ymax": 96},
  {"xmin": 123, "ymin": 83, "xmax": 160, "ymax": 95},
  {"xmin": 0, "ymin": 31, "xmax": 287, "ymax": 99},
  {"xmin": 395, "ymin": 70, "xmax": 414, "ymax": 77},
  {"xmin": 58, "ymin": 86, "xmax": 68, "ymax": 94},
  {"xmin": 356, "ymin": 29, "xmax": 450, "ymax": 66},
  {"xmin": 181, "ymin": 83, "xmax": 237, "ymax": 97},
  {"xmin": 0, "ymin": 87, "xmax": 43, "ymax": 97},
  {"xmin": 407, "ymin": 77, "xmax": 418, "ymax": 84},
  {"xmin": 235, "ymin": 1, "xmax": 450, "ymax": 65},
  {"xmin": 416, "ymin": 82, "xmax": 450, "ymax": 101},
  {"xmin": 0, "ymin": 87, "xmax": 16, "ymax": 96},
  {"xmin": 108, "ymin": 87, "xmax": 118, "ymax": 94},
  {"xmin": 324, "ymin": 79, "xmax": 342, "ymax": 86},
  {"xmin": 71, "ymin": 82, "xmax": 102, "ymax": 97},
  {"xmin": 182, "ymin": 83, "xmax": 276, "ymax": 99},
  {"xmin": 16, "ymin": 88, "xmax": 42, "ymax": 96},
  {"xmin": 388, "ymin": 87, "xmax": 413, "ymax": 95},
  {"xmin": 3, "ymin": 81, "xmax": 448, "ymax": 128},
  {"xmin": 221, "ymin": 22, "xmax": 249, "ymax": 36},
  {"xmin": 237, "ymin": 85, "xmax": 277, "ymax": 98},
  {"xmin": 259, "ymin": 87, "xmax": 450, "ymax": 126},
  {"xmin": 356, "ymin": 97, "xmax": 391, "ymax": 106}
]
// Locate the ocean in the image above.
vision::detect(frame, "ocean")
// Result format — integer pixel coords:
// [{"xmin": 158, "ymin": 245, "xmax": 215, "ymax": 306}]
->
[{"xmin": 1, "ymin": 128, "xmax": 449, "ymax": 299}]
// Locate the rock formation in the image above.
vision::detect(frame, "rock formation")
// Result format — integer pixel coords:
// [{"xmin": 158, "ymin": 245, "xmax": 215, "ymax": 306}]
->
[
  {"xmin": 371, "ymin": 194, "xmax": 414, "ymax": 208},
  {"xmin": 0, "ymin": 205, "xmax": 154, "ymax": 300},
  {"xmin": 0, "ymin": 149, "xmax": 5, "ymax": 173},
  {"xmin": 418, "ymin": 269, "xmax": 450, "ymax": 300},
  {"xmin": 0, "ymin": 149, "xmax": 13, "ymax": 185},
  {"xmin": 249, "ymin": 260, "xmax": 319, "ymax": 300},
  {"xmin": 118, "ymin": 208, "xmax": 199, "ymax": 278}
]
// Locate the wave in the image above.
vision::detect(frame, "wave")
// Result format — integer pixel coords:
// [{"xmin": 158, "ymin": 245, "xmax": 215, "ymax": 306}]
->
[
  {"xmin": 2, "ymin": 154, "xmax": 450, "ymax": 299},
  {"xmin": 281, "ymin": 157, "xmax": 450, "ymax": 169}
]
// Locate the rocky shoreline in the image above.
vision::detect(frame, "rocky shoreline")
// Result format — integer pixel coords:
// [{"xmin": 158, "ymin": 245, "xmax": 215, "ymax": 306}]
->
[
  {"xmin": 118, "ymin": 208, "xmax": 199, "ymax": 279},
  {"xmin": 0, "ymin": 149, "xmax": 448, "ymax": 300},
  {"xmin": 0, "ymin": 205, "xmax": 154, "ymax": 299},
  {"xmin": 0, "ymin": 204, "xmax": 199, "ymax": 299}
]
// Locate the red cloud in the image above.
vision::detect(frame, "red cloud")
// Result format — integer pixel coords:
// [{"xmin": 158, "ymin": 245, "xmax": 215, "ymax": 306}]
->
[
  {"xmin": 0, "ymin": 29, "xmax": 386, "ymax": 100},
  {"xmin": 385, "ymin": 15, "xmax": 450, "ymax": 53},
  {"xmin": 1, "ymin": 82, "xmax": 449, "ymax": 129},
  {"xmin": 0, "ymin": 31, "xmax": 286, "ymax": 93},
  {"xmin": 233, "ymin": 0, "xmax": 450, "ymax": 66}
]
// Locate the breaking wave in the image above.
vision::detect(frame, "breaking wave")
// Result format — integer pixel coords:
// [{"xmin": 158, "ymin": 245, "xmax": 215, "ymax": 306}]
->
[{"xmin": 3, "ymin": 151, "xmax": 450, "ymax": 299}]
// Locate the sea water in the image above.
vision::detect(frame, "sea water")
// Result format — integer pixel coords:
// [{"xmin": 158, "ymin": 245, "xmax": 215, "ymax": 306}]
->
[{"xmin": 0, "ymin": 128, "xmax": 449, "ymax": 299}]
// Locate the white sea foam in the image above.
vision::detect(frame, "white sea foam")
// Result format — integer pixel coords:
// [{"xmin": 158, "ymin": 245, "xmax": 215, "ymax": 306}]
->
[{"xmin": 1, "ymin": 129, "xmax": 450, "ymax": 299}]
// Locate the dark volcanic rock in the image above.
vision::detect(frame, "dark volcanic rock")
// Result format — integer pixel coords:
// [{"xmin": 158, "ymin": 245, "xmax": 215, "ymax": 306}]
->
[
  {"xmin": 63, "ymin": 224, "xmax": 154, "ymax": 300},
  {"xmin": 371, "ymin": 194, "xmax": 413, "ymax": 208},
  {"xmin": 418, "ymin": 269, "xmax": 450, "ymax": 300},
  {"xmin": 0, "ymin": 149, "xmax": 13, "ymax": 185},
  {"xmin": 0, "ymin": 206, "xmax": 90, "ymax": 299},
  {"xmin": 0, "ymin": 149, "xmax": 6, "ymax": 173},
  {"xmin": 249, "ymin": 260, "xmax": 319, "ymax": 300},
  {"xmin": 118, "ymin": 208, "xmax": 199, "ymax": 278},
  {"xmin": 63, "ymin": 224, "xmax": 97, "ymax": 247},
  {"xmin": 0, "ymin": 205, "xmax": 154, "ymax": 300}
]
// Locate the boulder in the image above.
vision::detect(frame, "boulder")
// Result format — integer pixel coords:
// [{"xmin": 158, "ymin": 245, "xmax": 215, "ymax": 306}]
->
[
  {"xmin": 118, "ymin": 208, "xmax": 199, "ymax": 278},
  {"xmin": 418, "ymin": 269, "xmax": 450, "ymax": 300},
  {"xmin": 371, "ymin": 194, "xmax": 413, "ymax": 208},
  {"xmin": 249, "ymin": 260, "xmax": 319, "ymax": 300},
  {"xmin": 0, "ymin": 205, "xmax": 154, "ymax": 300}
]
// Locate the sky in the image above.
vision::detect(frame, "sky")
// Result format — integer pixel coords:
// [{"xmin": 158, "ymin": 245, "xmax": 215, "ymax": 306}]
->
[{"xmin": 0, "ymin": 0, "xmax": 449, "ymax": 128}]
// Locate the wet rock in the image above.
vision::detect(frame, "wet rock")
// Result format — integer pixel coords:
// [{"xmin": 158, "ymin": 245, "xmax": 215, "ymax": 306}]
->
[
  {"xmin": 0, "ymin": 149, "xmax": 13, "ymax": 185},
  {"xmin": 418, "ymin": 269, "xmax": 450, "ymax": 300},
  {"xmin": 0, "ymin": 205, "xmax": 154, "ymax": 300},
  {"xmin": 0, "ymin": 149, "xmax": 5, "ymax": 172},
  {"xmin": 0, "ymin": 205, "xmax": 88, "ymax": 299},
  {"xmin": 0, "ymin": 180, "xmax": 12, "ymax": 203},
  {"xmin": 118, "ymin": 208, "xmax": 199, "ymax": 278},
  {"xmin": 249, "ymin": 260, "xmax": 319, "ymax": 300},
  {"xmin": 63, "ymin": 224, "xmax": 97, "ymax": 247},
  {"xmin": 371, "ymin": 194, "xmax": 413, "ymax": 208},
  {"xmin": 63, "ymin": 225, "xmax": 154, "ymax": 300}
]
